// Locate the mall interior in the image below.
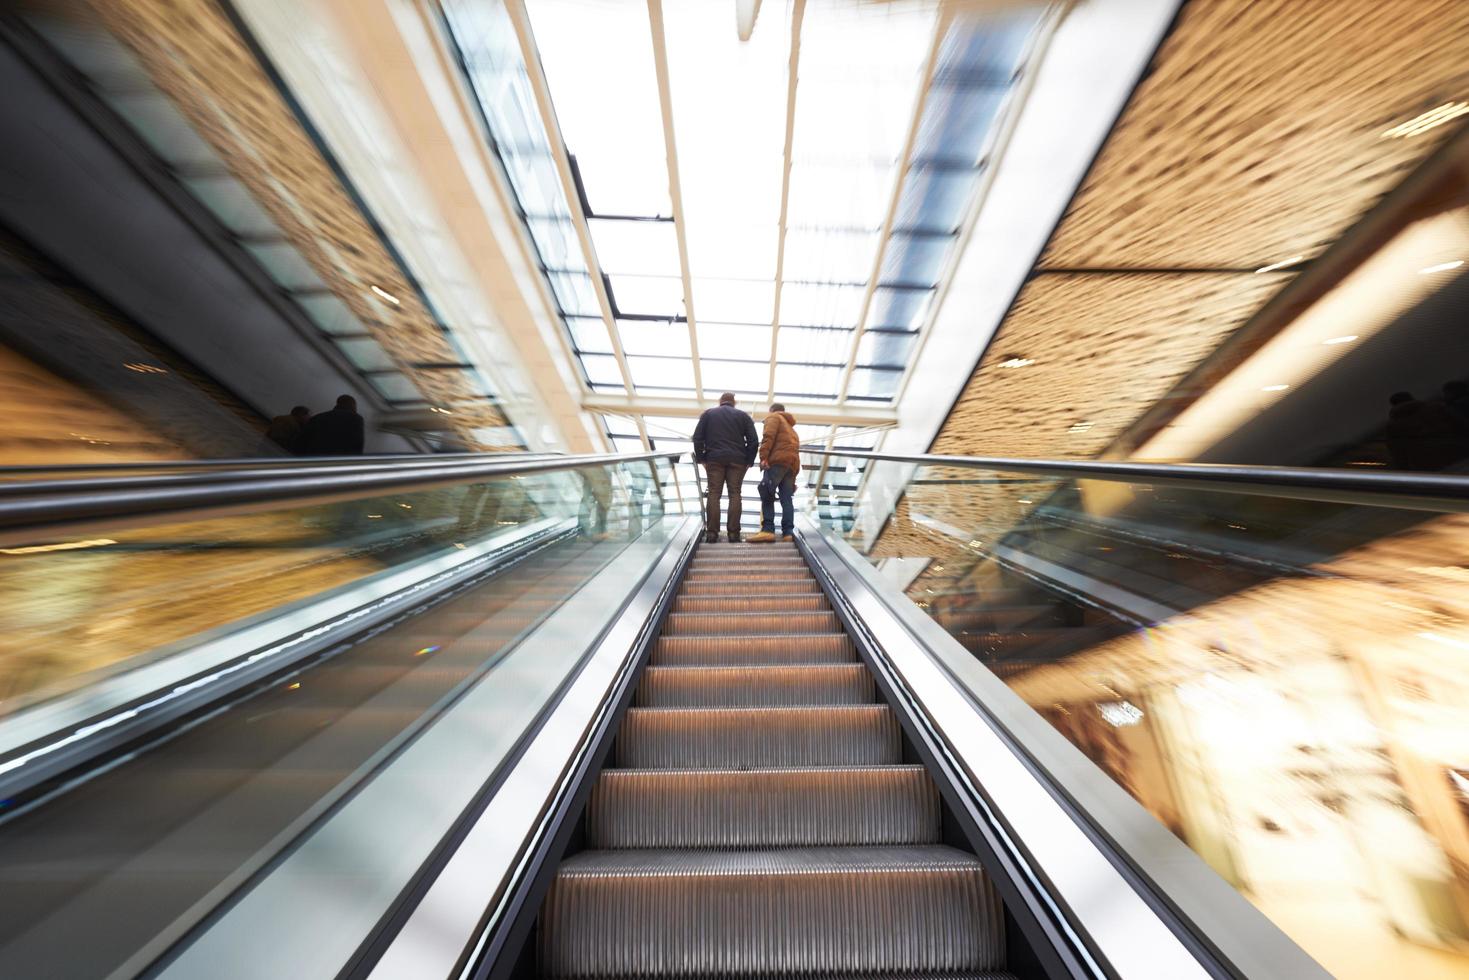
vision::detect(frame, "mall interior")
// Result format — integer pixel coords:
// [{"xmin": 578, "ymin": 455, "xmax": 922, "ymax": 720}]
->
[{"xmin": 0, "ymin": 0, "xmax": 1468, "ymax": 977}]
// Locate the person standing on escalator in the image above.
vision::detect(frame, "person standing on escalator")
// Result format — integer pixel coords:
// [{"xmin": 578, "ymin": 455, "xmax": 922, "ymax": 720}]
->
[
  {"xmin": 692, "ymin": 392, "xmax": 758, "ymax": 544},
  {"xmin": 749, "ymin": 404, "xmax": 800, "ymax": 543}
]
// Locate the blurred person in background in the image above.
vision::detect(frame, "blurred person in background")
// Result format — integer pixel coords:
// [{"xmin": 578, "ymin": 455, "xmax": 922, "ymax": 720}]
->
[
  {"xmin": 1385, "ymin": 390, "xmax": 1466, "ymax": 470},
  {"xmin": 692, "ymin": 392, "xmax": 757, "ymax": 544},
  {"xmin": 300, "ymin": 394, "xmax": 365, "ymax": 456},
  {"xmin": 264, "ymin": 405, "xmax": 310, "ymax": 455},
  {"xmin": 749, "ymin": 403, "xmax": 800, "ymax": 543}
]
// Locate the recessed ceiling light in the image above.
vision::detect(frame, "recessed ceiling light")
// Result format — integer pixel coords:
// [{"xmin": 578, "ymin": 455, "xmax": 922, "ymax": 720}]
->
[
  {"xmin": 1322, "ymin": 335, "xmax": 1358, "ymax": 345},
  {"xmin": 1254, "ymin": 255, "xmax": 1304, "ymax": 274},
  {"xmin": 370, "ymin": 284, "xmax": 401, "ymax": 305},
  {"xmin": 1418, "ymin": 260, "xmax": 1464, "ymax": 275},
  {"xmin": 996, "ymin": 354, "xmax": 1034, "ymax": 369},
  {"xmin": 1067, "ymin": 421, "xmax": 1093, "ymax": 433},
  {"xmin": 1261, "ymin": 384, "xmax": 1290, "ymax": 392},
  {"xmin": 1381, "ymin": 102, "xmax": 1469, "ymax": 140}
]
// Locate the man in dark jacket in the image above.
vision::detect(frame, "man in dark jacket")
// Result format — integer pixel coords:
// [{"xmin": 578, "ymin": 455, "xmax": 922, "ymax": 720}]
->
[
  {"xmin": 300, "ymin": 394, "xmax": 365, "ymax": 456},
  {"xmin": 265, "ymin": 405, "xmax": 311, "ymax": 454},
  {"xmin": 692, "ymin": 392, "xmax": 758, "ymax": 543}
]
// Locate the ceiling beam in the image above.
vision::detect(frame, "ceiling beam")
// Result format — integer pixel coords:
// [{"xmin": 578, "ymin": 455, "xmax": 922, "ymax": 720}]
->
[
  {"xmin": 765, "ymin": 0, "xmax": 805, "ymax": 401},
  {"xmin": 584, "ymin": 393, "xmax": 896, "ymax": 428},
  {"xmin": 504, "ymin": 0, "xmax": 641, "ymax": 429},
  {"xmin": 645, "ymin": 0, "xmax": 704, "ymax": 400}
]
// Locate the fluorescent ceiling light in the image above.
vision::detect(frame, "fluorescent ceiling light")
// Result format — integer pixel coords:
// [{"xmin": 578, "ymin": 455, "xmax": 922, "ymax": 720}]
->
[
  {"xmin": 370, "ymin": 284, "xmax": 400, "ymax": 305},
  {"xmin": 997, "ymin": 355, "xmax": 1034, "ymax": 368},
  {"xmin": 1322, "ymin": 335, "xmax": 1357, "ymax": 345},
  {"xmin": 1418, "ymin": 259, "xmax": 1464, "ymax": 274},
  {"xmin": 1381, "ymin": 102, "xmax": 1469, "ymax": 140},
  {"xmin": 1254, "ymin": 255, "xmax": 1304, "ymax": 274}
]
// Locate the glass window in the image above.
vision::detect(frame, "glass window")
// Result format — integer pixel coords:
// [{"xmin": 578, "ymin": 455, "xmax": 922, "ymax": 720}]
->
[
  {"xmin": 692, "ymin": 278, "xmax": 774, "ymax": 324},
  {"xmin": 297, "ymin": 294, "xmax": 369, "ymax": 336},
  {"xmin": 101, "ymin": 92, "xmax": 221, "ymax": 169},
  {"xmin": 867, "ymin": 286, "xmax": 933, "ymax": 331},
  {"xmin": 893, "ymin": 166, "xmax": 978, "ymax": 235},
  {"xmin": 366, "ymin": 372, "xmax": 423, "ymax": 402},
  {"xmin": 774, "ymin": 362, "xmax": 843, "ymax": 397},
  {"xmin": 183, "ymin": 176, "xmax": 281, "ymax": 238},
  {"xmin": 578, "ymin": 353, "xmax": 625, "ymax": 387},
  {"xmin": 334, "ymin": 338, "xmax": 396, "ymax": 373},
  {"xmin": 856, "ymin": 330, "xmax": 917, "ymax": 368},
  {"xmin": 696, "ymin": 322, "xmax": 772, "ymax": 361},
  {"xmin": 777, "ymin": 326, "xmax": 850, "ymax": 365},
  {"xmin": 568, "ymin": 317, "xmax": 615, "ymax": 354},
  {"xmin": 589, "ymin": 219, "xmax": 680, "ymax": 278},
  {"xmin": 608, "ymin": 275, "xmax": 684, "ymax": 318},
  {"xmin": 782, "ymin": 228, "xmax": 880, "ymax": 283},
  {"xmin": 550, "ymin": 272, "xmax": 600, "ymax": 317},
  {"xmin": 627, "ymin": 355, "xmax": 695, "ymax": 389},
  {"xmin": 244, "ymin": 242, "xmax": 327, "ymax": 292},
  {"xmin": 700, "ymin": 359, "xmax": 769, "ymax": 394},
  {"xmin": 846, "ymin": 366, "xmax": 903, "ymax": 400},
  {"xmin": 881, "ymin": 233, "xmax": 955, "ymax": 286},
  {"xmin": 780, "ymin": 282, "xmax": 865, "ymax": 328},
  {"xmin": 618, "ymin": 319, "xmax": 691, "ymax": 357}
]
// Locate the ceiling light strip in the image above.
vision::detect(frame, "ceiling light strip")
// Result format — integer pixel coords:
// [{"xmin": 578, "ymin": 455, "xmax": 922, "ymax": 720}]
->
[
  {"xmin": 832, "ymin": 8, "xmax": 949, "ymax": 409},
  {"xmin": 646, "ymin": 0, "xmax": 703, "ymax": 402},
  {"xmin": 766, "ymin": 0, "xmax": 807, "ymax": 403},
  {"xmin": 504, "ymin": 0, "xmax": 635, "ymax": 404}
]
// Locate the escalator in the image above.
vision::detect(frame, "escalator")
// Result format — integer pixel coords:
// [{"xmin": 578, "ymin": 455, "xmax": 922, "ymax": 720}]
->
[{"xmin": 538, "ymin": 539, "xmax": 1010, "ymax": 978}]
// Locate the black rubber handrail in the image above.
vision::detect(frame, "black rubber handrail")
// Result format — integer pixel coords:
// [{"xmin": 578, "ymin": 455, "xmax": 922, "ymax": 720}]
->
[
  {"xmin": 800, "ymin": 447, "xmax": 1469, "ymax": 513},
  {"xmin": 0, "ymin": 451, "xmax": 681, "ymax": 546}
]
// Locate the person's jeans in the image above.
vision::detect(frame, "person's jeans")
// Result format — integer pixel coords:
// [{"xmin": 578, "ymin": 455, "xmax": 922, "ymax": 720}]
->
[
  {"xmin": 703, "ymin": 461, "xmax": 748, "ymax": 536},
  {"xmin": 759, "ymin": 465, "xmax": 796, "ymax": 536}
]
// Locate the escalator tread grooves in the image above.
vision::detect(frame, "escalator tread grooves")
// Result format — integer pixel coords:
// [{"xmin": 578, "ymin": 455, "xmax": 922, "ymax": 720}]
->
[{"xmin": 536, "ymin": 542, "xmax": 1008, "ymax": 979}]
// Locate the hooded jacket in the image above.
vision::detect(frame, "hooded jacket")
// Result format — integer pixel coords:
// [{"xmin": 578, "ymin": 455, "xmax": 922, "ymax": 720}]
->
[{"xmin": 759, "ymin": 411, "xmax": 801, "ymax": 474}]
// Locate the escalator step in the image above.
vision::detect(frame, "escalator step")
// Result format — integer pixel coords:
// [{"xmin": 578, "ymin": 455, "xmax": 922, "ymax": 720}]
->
[
  {"xmin": 539, "ymin": 846, "xmax": 1005, "ymax": 977},
  {"xmin": 585, "ymin": 767, "xmax": 940, "ymax": 848},
  {"xmin": 684, "ymin": 567, "xmax": 815, "ymax": 581},
  {"xmin": 663, "ymin": 611, "xmax": 840, "ymax": 636},
  {"xmin": 616, "ymin": 706, "xmax": 900, "ymax": 768},
  {"xmin": 672, "ymin": 594, "xmax": 829, "ymax": 613},
  {"xmin": 635, "ymin": 664, "xmax": 873, "ymax": 707},
  {"xmin": 680, "ymin": 578, "xmax": 822, "ymax": 596},
  {"xmin": 651, "ymin": 633, "xmax": 856, "ymax": 666},
  {"xmin": 690, "ymin": 556, "xmax": 808, "ymax": 568}
]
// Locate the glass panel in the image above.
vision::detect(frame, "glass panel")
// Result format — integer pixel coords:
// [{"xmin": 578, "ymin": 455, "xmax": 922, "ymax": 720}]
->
[
  {"xmin": 577, "ymin": 353, "xmax": 625, "ymax": 387},
  {"xmin": 601, "ymin": 413, "xmax": 642, "ymax": 437},
  {"xmin": 776, "ymin": 326, "xmax": 850, "ymax": 364},
  {"xmin": 893, "ymin": 166, "xmax": 979, "ymax": 235},
  {"xmin": 549, "ymin": 272, "xmax": 600, "ymax": 317},
  {"xmin": 626, "ymin": 355, "xmax": 695, "ymax": 389},
  {"xmin": 867, "ymin": 286, "xmax": 933, "ymax": 331},
  {"xmin": 183, "ymin": 176, "xmax": 282, "ymax": 238},
  {"xmin": 617, "ymin": 319, "xmax": 692, "ymax": 357},
  {"xmin": 856, "ymin": 329, "xmax": 918, "ymax": 368},
  {"xmin": 608, "ymin": 275, "xmax": 684, "ymax": 318},
  {"xmin": 696, "ymin": 322, "xmax": 772, "ymax": 361},
  {"xmin": 881, "ymin": 233, "xmax": 955, "ymax": 286},
  {"xmin": 568, "ymin": 316, "xmax": 615, "ymax": 354},
  {"xmin": 699, "ymin": 359, "xmax": 770, "ymax": 394},
  {"xmin": 817, "ymin": 453, "xmax": 1469, "ymax": 980},
  {"xmin": 334, "ymin": 338, "xmax": 397, "ymax": 373},
  {"xmin": 913, "ymin": 85, "xmax": 1006, "ymax": 168},
  {"xmin": 0, "ymin": 458, "xmax": 677, "ymax": 977},
  {"xmin": 297, "ymin": 294, "xmax": 370, "ymax": 336},
  {"xmin": 782, "ymin": 228, "xmax": 880, "ymax": 283},
  {"xmin": 775, "ymin": 362, "xmax": 843, "ymax": 396},
  {"xmin": 100, "ymin": 92, "xmax": 222, "ymax": 169},
  {"xmin": 589, "ymin": 219, "xmax": 680, "ymax": 277},
  {"xmin": 244, "ymin": 242, "xmax": 327, "ymax": 292},
  {"xmin": 846, "ymin": 366, "xmax": 903, "ymax": 400},
  {"xmin": 691, "ymin": 278, "xmax": 775, "ymax": 324},
  {"xmin": 780, "ymin": 282, "xmax": 866, "ymax": 328},
  {"xmin": 366, "ymin": 372, "xmax": 423, "ymax": 402}
]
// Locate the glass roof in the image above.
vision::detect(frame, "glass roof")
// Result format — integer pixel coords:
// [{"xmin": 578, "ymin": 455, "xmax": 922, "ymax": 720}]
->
[{"xmin": 444, "ymin": 0, "xmax": 1047, "ymax": 500}]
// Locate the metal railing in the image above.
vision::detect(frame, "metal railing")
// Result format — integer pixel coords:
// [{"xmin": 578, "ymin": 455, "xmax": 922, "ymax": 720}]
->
[
  {"xmin": 800, "ymin": 447, "xmax": 1469, "ymax": 513},
  {"xmin": 0, "ymin": 450, "xmax": 682, "ymax": 546}
]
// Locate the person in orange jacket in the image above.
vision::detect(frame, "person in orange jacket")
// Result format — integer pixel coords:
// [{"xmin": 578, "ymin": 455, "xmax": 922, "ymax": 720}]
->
[{"xmin": 748, "ymin": 404, "xmax": 800, "ymax": 542}]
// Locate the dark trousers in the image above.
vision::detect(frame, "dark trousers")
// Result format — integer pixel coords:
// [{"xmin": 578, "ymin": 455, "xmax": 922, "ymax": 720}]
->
[
  {"xmin": 703, "ymin": 461, "xmax": 747, "ymax": 536},
  {"xmin": 759, "ymin": 465, "xmax": 796, "ymax": 536}
]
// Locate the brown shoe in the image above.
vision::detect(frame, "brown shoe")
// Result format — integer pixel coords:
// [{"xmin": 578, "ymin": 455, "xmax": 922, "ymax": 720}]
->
[
  {"xmin": 705, "ymin": 533, "xmax": 719, "ymax": 544},
  {"xmin": 747, "ymin": 531, "xmax": 776, "ymax": 543},
  {"xmin": 781, "ymin": 535, "xmax": 795, "ymax": 542}
]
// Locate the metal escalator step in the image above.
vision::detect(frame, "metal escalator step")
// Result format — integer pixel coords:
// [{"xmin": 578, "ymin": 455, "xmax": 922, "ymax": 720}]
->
[
  {"xmin": 672, "ymin": 594, "xmax": 829, "ymax": 613},
  {"xmin": 690, "ymin": 556, "xmax": 807, "ymax": 568},
  {"xmin": 684, "ymin": 567, "xmax": 814, "ymax": 581},
  {"xmin": 651, "ymin": 633, "xmax": 856, "ymax": 666},
  {"xmin": 616, "ymin": 706, "xmax": 900, "ymax": 768},
  {"xmin": 663, "ymin": 611, "xmax": 839, "ymax": 636},
  {"xmin": 538, "ymin": 846, "xmax": 1005, "ymax": 977},
  {"xmin": 635, "ymin": 661, "xmax": 865, "ymax": 707},
  {"xmin": 679, "ymin": 578, "xmax": 821, "ymax": 596},
  {"xmin": 635, "ymin": 665, "xmax": 873, "ymax": 707},
  {"xmin": 585, "ymin": 767, "xmax": 939, "ymax": 848}
]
